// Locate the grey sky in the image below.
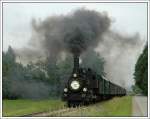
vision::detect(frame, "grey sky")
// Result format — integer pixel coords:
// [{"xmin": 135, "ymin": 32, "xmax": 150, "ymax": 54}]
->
[{"xmin": 3, "ymin": 2, "xmax": 147, "ymax": 51}]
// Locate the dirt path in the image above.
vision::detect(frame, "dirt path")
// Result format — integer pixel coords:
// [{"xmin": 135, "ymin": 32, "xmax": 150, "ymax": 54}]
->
[
  {"xmin": 23, "ymin": 106, "xmax": 87, "ymax": 117},
  {"xmin": 23, "ymin": 108, "xmax": 70, "ymax": 117},
  {"xmin": 132, "ymin": 96, "xmax": 148, "ymax": 117}
]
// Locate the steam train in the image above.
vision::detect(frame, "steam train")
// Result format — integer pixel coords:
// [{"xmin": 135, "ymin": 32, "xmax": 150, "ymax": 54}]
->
[{"xmin": 62, "ymin": 54, "xmax": 126, "ymax": 107}]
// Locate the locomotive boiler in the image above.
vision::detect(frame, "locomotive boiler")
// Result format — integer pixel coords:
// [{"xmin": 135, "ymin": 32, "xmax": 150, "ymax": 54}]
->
[{"xmin": 62, "ymin": 54, "xmax": 126, "ymax": 107}]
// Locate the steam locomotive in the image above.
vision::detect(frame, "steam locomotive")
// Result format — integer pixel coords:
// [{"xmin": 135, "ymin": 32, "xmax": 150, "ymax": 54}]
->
[{"xmin": 62, "ymin": 54, "xmax": 126, "ymax": 107}]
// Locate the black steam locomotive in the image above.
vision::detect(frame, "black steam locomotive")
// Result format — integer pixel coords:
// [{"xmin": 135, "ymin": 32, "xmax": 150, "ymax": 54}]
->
[{"xmin": 62, "ymin": 54, "xmax": 126, "ymax": 107}]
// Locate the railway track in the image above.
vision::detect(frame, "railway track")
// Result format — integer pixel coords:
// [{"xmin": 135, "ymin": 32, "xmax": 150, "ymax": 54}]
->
[
  {"xmin": 22, "ymin": 105, "xmax": 88, "ymax": 117},
  {"xmin": 22, "ymin": 102, "xmax": 103, "ymax": 117}
]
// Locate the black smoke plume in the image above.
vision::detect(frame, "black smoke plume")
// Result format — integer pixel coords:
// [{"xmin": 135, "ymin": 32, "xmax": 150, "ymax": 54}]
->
[{"xmin": 30, "ymin": 8, "xmax": 111, "ymax": 57}]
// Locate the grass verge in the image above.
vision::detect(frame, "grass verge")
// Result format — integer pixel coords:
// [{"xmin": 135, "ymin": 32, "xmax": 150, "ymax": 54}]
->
[
  {"xmin": 62, "ymin": 96, "xmax": 132, "ymax": 116},
  {"xmin": 3, "ymin": 99, "xmax": 65, "ymax": 117}
]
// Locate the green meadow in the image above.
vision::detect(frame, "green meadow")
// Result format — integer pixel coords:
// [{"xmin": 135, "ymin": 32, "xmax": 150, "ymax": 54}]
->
[
  {"xmin": 3, "ymin": 99, "xmax": 65, "ymax": 117},
  {"xmin": 62, "ymin": 96, "xmax": 132, "ymax": 117},
  {"xmin": 3, "ymin": 96, "xmax": 132, "ymax": 117}
]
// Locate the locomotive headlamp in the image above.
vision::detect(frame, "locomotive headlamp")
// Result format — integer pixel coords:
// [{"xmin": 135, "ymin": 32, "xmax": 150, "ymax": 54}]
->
[
  {"xmin": 83, "ymin": 87, "xmax": 87, "ymax": 92},
  {"xmin": 73, "ymin": 73, "xmax": 77, "ymax": 77},
  {"xmin": 64, "ymin": 88, "xmax": 68, "ymax": 92},
  {"xmin": 70, "ymin": 80, "xmax": 80, "ymax": 90}
]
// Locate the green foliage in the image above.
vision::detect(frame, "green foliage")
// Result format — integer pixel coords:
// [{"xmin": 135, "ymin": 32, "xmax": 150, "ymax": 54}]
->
[
  {"xmin": 3, "ymin": 46, "xmax": 105, "ymax": 99},
  {"xmin": 2, "ymin": 46, "xmax": 20, "ymax": 99},
  {"xmin": 2, "ymin": 47, "xmax": 73, "ymax": 99},
  {"xmin": 25, "ymin": 62, "xmax": 48, "ymax": 82},
  {"xmin": 3, "ymin": 99, "xmax": 65, "ymax": 117},
  {"xmin": 131, "ymin": 85, "xmax": 142, "ymax": 95},
  {"xmin": 134, "ymin": 44, "xmax": 148, "ymax": 96},
  {"xmin": 2, "ymin": 46, "xmax": 16, "ymax": 77},
  {"xmin": 2, "ymin": 46, "xmax": 50, "ymax": 99},
  {"xmin": 56, "ymin": 55, "xmax": 73, "ymax": 96}
]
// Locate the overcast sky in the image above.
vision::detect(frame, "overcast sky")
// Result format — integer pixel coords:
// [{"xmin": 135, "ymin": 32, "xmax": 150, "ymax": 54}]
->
[{"xmin": 3, "ymin": 2, "xmax": 147, "ymax": 51}]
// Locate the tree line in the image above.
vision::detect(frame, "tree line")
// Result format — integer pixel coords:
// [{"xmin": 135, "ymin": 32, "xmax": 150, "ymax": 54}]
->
[
  {"xmin": 133, "ymin": 43, "xmax": 148, "ymax": 96},
  {"xmin": 2, "ymin": 46, "xmax": 105, "ymax": 99}
]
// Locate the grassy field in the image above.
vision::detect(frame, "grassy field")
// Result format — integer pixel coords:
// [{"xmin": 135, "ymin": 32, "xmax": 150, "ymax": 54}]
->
[
  {"xmin": 62, "ymin": 96, "xmax": 132, "ymax": 116},
  {"xmin": 3, "ymin": 96, "xmax": 132, "ymax": 117},
  {"xmin": 3, "ymin": 99, "xmax": 65, "ymax": 117}
]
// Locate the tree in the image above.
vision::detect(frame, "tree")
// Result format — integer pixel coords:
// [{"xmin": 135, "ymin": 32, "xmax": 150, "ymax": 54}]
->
[
  {"xmin": 134, "ymin": 43, "xmax": 148, "ymax": 95},
  {"xmin": 3, "ymin": 47, "xmax": 106, "ymax": 99},
  {"xmin": 2, "ymin": 46, "xmax": 50, "ymax": 99},
  {"xmin": 2, "ymin": 46, "xmax": 16, "ymax": 77},
  {"xmin": 2, "ymin": 46, "xmax": 17, "ymax": 99},
  {"xmin": 57, "ymin": 55, "xmax": 73, "ymax": 96}
]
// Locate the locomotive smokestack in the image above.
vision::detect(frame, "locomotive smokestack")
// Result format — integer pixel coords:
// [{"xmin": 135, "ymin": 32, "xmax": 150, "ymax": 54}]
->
[{"xmin": 73, "ymin": 54, "xmax": 80, "ymax": 73}]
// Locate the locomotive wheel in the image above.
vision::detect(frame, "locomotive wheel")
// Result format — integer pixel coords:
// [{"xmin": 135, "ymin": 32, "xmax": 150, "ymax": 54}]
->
[
  {"xmin": 84, "ymin": 101, "xmax": 90, "ymax": 105},
  {"xmin": 67, "ymin": 101, "xmax": 81, "ymax": 107},
  {"xmin": 67, "ymin": 101, "xmax": 75, "ymax": 107},
  {"xmin": 67, "ymin": 101, "xmax": 71, "ymax": 107}
]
